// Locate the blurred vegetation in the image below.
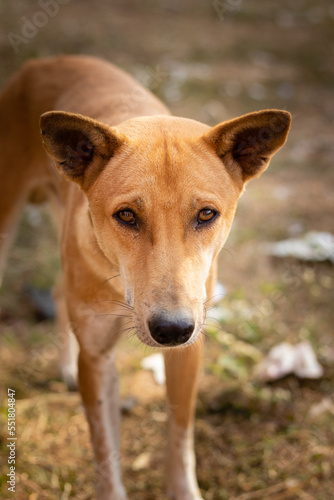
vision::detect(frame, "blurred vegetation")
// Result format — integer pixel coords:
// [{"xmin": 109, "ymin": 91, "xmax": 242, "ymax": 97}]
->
[{"xmin": 0, "ymin": 0, "xmax": 334, "ymax": 498}]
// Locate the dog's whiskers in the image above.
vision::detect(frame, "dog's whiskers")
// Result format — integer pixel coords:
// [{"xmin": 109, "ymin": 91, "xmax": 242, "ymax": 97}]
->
[
  {"xmin": 94, "ymin": 299, "xmax": 133, "ymax": 311},
  {"xmin": 96, "ymin": 312, "xmax": 133, "ymax": 319},
  {"xmin": 120, "ymin": 325, "xmax": 136, "ymax": 336},
  {"xmin": 203, "ymin": 318, "xmax": 226, "ymax": 334},
  {"xmin": 203, "ymin": 294, "xmax": 222, "ymax": 306},
  {"xmin": 96, "ymin": 274, "xmax": 121, "ymax": 292}
]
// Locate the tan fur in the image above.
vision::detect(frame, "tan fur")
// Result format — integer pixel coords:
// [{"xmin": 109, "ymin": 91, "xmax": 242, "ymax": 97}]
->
[{"xmin": 0, "ymin": 55, "xmax": 291, "ymax": 500}]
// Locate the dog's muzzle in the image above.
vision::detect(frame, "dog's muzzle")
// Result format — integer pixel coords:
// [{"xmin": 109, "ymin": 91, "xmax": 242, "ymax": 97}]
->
[{"xmin": 148, "ymin": 309, "xmax": 195, "ymax": 346}]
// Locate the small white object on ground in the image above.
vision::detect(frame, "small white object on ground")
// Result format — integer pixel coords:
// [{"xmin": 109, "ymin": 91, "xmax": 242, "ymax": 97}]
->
[
  {"xmin": 266, "ymin": 231, "xmax": 334, "ymax": 263},
  {"xmin": 255, "ymin": 341, "xmax": 323, "ymax": 381},
  {"xmin": 141, "ymin": 352, "xmax": 166, "ymax": 385}
]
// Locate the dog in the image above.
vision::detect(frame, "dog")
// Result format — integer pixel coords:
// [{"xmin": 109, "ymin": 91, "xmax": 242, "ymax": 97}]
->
[{"xmin": 0, "ymin": 55, "xmax": 291, "ymax": 499}]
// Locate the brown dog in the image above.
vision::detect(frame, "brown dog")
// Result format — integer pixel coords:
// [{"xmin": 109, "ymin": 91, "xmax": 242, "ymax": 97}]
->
[{"xmin": 0, "ymin": 55, "xmax": 291, "ymax": 499}]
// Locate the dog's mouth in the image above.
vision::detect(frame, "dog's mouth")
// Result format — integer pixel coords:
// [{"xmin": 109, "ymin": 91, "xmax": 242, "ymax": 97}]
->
[
  {"xmin": 124, "ymin": 283, "xmax": 205, "ymax": 348},
  {"xmin": 136, "ymin": 329, "xmax": 200, "ymax": 349}
]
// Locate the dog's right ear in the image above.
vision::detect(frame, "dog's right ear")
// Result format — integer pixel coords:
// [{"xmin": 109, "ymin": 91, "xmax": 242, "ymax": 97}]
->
[{"xmin": 40, "ymin": 111, "xmax": 127, "ymax": 190}]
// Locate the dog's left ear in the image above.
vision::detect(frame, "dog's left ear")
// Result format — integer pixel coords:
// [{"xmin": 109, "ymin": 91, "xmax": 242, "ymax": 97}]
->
[
  {"xmin": 202, "ymin": 109, "xmax": 291, "ymax": 185},
  {"xmin": 40, "ymin": 111, "xmax": 127, "ymax": 190}
]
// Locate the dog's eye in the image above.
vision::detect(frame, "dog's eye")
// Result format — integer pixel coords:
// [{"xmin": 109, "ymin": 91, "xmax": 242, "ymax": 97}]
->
[
  {"xmin": 116, "ymin": 209, "xmax": 137, "ymax": 227},
  {"xmin": 197, "ymin": 209, "xmax": 217, "ymax": 224}
]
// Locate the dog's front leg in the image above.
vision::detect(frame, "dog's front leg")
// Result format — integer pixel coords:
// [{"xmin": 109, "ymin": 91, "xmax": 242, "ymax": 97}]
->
[
  {"xmin": 164, "ymin": 340, "xmax": 204, "ymax": 500},
  {"xmin": 78, "ymin": 348, "xmax": 127, "ymax": 500}
]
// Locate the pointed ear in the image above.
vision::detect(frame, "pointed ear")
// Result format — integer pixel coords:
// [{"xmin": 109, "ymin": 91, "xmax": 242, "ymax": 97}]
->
[
  {"xmin": 40, "ymin": 111, "xmax": 126, "ymax": 190},
  {"xmin": 202, "ymin": 110, "xmax": 291, "ymax": 184}
]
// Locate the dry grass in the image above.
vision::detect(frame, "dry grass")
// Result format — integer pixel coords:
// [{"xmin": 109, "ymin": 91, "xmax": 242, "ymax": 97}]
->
[{"xmin": 1, "ymin": 0, "xmax": 334, "ymax": 498}]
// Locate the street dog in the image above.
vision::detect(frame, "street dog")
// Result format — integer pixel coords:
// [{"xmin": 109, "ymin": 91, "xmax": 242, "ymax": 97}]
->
[{"xmin": 0, "ymin": 55, "xmax": 291, "ymax": 499}]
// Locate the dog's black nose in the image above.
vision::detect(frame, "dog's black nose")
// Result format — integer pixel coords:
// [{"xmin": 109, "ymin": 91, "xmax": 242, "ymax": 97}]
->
[{"xmin": 148, "ymin": 311, "xmax": 195, "ymax": 346}]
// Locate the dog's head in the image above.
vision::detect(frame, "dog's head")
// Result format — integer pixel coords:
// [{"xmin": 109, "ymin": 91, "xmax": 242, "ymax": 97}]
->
[{"xmin": 41, "ymin": 109, "xmax": 291, "ymax": 348}]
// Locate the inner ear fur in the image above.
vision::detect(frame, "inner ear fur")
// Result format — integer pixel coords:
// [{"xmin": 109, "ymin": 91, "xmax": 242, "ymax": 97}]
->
[
  {"xmin": 40, "ymin": 111, "xmax": 126, "ymax": 190},
  {"xmin": 203, "ymin": 110, "xmax": 291, "ymax": 184}
]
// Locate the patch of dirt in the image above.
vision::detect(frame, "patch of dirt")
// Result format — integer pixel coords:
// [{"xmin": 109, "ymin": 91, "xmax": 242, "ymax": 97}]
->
[{"xmin": 1, "ymin": 1, "xmax": 334, "ymax": 499}]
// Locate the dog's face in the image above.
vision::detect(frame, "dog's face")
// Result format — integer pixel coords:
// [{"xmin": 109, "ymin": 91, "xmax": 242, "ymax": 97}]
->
[
  {"xmin": 41, "ymin": 110, "xmax": 291, "ymax": 348},
  {"xmin": 86, "ymin": 117, "xmax": 241, "ymax": 347}
]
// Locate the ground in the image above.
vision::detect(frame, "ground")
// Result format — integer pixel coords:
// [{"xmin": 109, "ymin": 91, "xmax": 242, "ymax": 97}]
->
[{"xmin": 0, "ymin": 1, "xmax": 334, "ymax": 499}]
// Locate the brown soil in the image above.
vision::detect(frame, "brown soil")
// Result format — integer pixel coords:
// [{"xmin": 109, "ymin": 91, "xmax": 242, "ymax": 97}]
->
[{"xmin": 1, "ymin": 1, "xmax": 333, "ymax": 499}]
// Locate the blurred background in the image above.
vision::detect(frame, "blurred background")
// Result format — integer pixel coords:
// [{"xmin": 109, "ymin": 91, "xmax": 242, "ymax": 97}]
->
[{"xmin": 0, "ymin": 1, "xmax": 333, "ymax": 499}]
